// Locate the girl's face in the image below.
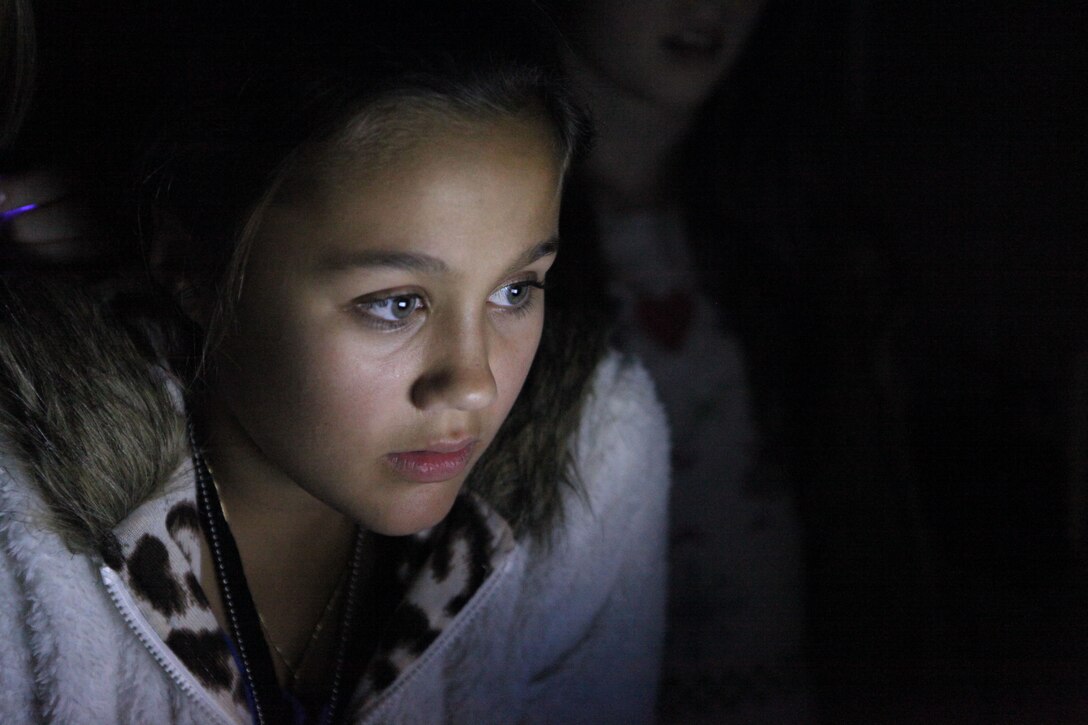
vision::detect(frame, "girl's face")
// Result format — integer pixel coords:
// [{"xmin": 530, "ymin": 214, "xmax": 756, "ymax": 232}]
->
[
  {"xmin": 569, "ymin": 0, "xmax": 766, "ymax": 112},
  {"xmin": 205, "ymin": 113, "xmax": 563, "ymax": 535}
]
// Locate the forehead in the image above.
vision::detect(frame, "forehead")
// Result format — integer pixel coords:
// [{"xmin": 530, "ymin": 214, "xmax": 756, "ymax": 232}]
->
[
  {"xmin": 247, "ymin": 112, "xmax": 564, "ymax": 273},
  {"xmin": 262, "ymin": 100, "xmax": 564, "ymax": 220},
  {"xmin": 295, "ymin": 101, "xmax": 565, "ymax": 194}
]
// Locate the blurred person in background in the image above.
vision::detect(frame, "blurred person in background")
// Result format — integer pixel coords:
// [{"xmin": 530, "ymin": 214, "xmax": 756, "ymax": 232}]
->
[
  {"xmin": 548, "ymin": 1, "xmax": 809, "ymax": 721},
  {"xmin": 547, "ymin": 0, "xmax": 932, "ymax": 721}
]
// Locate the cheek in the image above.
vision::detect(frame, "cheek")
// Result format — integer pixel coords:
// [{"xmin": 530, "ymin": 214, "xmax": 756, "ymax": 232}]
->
[
  {"xmin": 491, "ymin": 315, "xmax": 545, "ymax": 416},
  {"xmin": 293, "ymin": 349, "xmax": 380, "ymax": 437},
  {"xmin": 279, "ymin": 329, "xmax": 416, "ymax": 451},
  {"xmin": 219, "ymin": 302, "xmax": 396, "ymax": 449}
]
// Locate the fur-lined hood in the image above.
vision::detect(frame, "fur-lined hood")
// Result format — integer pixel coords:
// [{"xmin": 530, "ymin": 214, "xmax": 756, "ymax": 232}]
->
[{"xmin": 0, "ymin": 276, "xmax": 607, "ymax": 553}]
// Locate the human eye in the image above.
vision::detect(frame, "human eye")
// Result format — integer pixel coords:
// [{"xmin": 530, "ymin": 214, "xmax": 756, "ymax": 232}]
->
[
  {"xmin": 489, "ymin": 278, "xmax": 545, "ymax": 315},
  {"xmin": 354, "ymin": 292, "xmax": 427, "ymax": 329}
]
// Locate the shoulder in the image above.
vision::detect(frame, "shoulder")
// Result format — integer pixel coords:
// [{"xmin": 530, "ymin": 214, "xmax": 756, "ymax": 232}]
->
[
  {"xmin": 0, "ymin": 448, "xmax": 128, "ymax": 720},
  {"xmin": 520, "ymin": 349, "xmax": 670, "ymax": 589},
  {"xmin": 487, "ymin": 353, "xmax": 669, "ymax": 721},
  {"xmin": 0, "ymin": 446, "xmax": 107, "ymax": 602},
  {"xmin": 570, "ymin": 350, "xmax": 670, "ymax": 518},
  {"xmin": 584, "ymin": 349, "xmax": 664, "ymax": 417},
  {"xmin": 0, "ymin": 448, "xmax": 216, "ymax": 722},
  {"xmin": 0, "ymin": 279, "xmax": 187, "ymax": 553}
]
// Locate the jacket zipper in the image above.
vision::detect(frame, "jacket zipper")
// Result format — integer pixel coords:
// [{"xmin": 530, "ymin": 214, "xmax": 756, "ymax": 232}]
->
[{"xmin": 100, "ymin": 565, "xmax": 240, "ymax": 725}]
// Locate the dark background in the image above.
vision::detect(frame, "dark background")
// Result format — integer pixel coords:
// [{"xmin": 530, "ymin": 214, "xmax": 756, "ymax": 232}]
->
[
  {"xmin": 811, "ymin": 2, "xmax": 1088, "ymax": 720},
  {"xmin": 709, "ymin": 1, "xmax": 1088, "ymax": 719}
]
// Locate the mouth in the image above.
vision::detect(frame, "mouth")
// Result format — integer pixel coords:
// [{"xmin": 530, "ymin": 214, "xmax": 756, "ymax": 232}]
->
[
  {"xmin": 661, "ymin": 28, "xmax": 725, "ymax": 60},
  {"xmin": 384, "ymin": 439, "xmax": 477, "ymax": 484}
]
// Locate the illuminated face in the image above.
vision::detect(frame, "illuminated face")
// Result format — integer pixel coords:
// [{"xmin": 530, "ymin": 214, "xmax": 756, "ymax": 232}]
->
[
  {"xmin": 204, "ymin": 113, "xmax": 563, "ymax": 535},
  {"xmin": 569, "ymin": 0, "xmax": 766, "ymax": 112}
]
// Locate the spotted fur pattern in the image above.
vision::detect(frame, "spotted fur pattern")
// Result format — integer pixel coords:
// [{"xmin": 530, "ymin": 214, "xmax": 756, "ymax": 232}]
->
[
  {"xmin": 106, "ymin": 465, "xmax": 249, "ymax": 723},
  {"xmin": 356, "ymin": 494, "xmax": 513, "ymax": 701},
  {"xmin": 105, "ymin": 462, "xmax": 512, "ymax": 720}
]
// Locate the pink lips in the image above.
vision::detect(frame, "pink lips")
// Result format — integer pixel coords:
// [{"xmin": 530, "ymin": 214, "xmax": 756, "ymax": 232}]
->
[{"xmin": 385, "ymin": 440, "xmax": 477, "ymax": 483}]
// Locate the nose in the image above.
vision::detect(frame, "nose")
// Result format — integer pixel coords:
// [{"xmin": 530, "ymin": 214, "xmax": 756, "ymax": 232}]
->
[{"xmin": 410, "ymin": 319, "xmax": 498, "ymax": 412}]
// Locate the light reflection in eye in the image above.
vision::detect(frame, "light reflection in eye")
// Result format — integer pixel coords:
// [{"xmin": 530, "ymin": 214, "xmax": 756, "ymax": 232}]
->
[
  {"xmin": 490, "ymin": 280, "xmax": 544, "ymax": 309},
  {"xmin": 359, "ymin": 294, "xmax": 424, "ymax": 323}
]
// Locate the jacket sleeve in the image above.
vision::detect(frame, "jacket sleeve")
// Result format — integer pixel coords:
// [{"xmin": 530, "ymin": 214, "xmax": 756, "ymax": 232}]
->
[
  {"xmin": 520, "ymin": 354, "xmax": 671, "ymax": 725},
  {"xmin": 0, "ymin": 474, "xmax": 40, "ymax": 720}
]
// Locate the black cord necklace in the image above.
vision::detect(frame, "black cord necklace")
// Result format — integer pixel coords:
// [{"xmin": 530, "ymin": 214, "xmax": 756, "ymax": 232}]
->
[{"xmin": 189, "ymin": 417, "xmax": 364, "ymax": 725}]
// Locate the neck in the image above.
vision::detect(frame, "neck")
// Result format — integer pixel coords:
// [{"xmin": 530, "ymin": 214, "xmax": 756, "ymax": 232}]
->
[
  {"xmin": 566, "ymin": 50, "xmax": 698, "ymax": 212},
  {"xmin": 199, "ymin": 396, "xmax": 356, "ymax": 567},
  {"xmin": 194, "ymin": 394, "xmax": 360, "ymax": 688}
]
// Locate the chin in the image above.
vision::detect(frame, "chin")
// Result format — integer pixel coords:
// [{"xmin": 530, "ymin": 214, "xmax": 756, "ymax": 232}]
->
[{"xmin": 360, "ymin": 481, "xmax": 464, "ymax": 537}]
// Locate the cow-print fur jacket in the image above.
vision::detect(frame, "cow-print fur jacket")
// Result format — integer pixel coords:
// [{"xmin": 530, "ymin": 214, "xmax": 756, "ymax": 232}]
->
[{"xmin": 0, "ymin": 328, "xmax": 669, "ymax": 725}]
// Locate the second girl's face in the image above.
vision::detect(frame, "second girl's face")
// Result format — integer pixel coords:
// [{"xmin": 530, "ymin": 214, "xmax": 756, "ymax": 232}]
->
[
  {"xmin": 570, "ymin": 0, "xmax": 766, "ymax": 112},
  {"xmin": 206, "ymin": 112, "xmax": 563, "ymax": 535}
]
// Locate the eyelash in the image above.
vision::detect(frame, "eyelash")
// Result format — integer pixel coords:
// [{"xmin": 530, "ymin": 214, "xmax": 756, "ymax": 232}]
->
[
  {"xmin": 494, "ymin": 280, "xmax": 545, "ymax": 319},
  {"xmin": 353, "ymin": 278, "xmax": 545, "ymax": 331}
]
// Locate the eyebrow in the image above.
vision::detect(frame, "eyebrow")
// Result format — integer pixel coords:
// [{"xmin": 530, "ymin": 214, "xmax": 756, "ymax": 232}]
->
[
  {"xmin": 320, "ymin": 236, "xmax": 559, "ymax": 276},
  {"xmin": 504, "ymin": 237, "xmax": 559, "ymax": 275}
]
